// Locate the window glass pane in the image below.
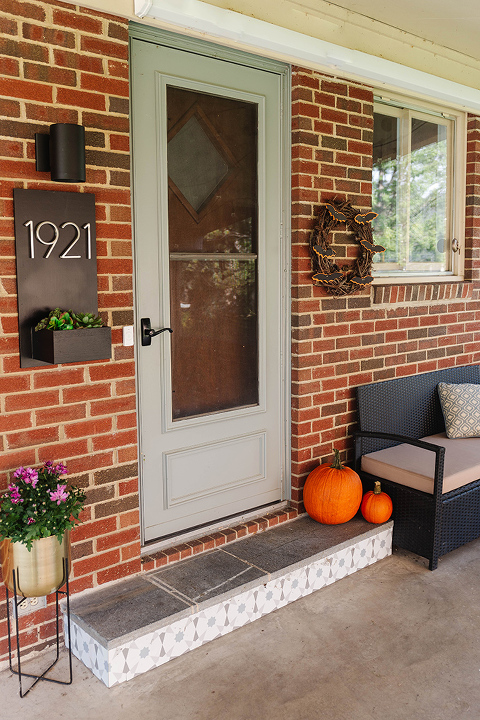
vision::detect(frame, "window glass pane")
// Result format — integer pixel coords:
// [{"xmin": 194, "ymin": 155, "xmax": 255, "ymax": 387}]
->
[
  {"xmin": 409, "ymin": 119, "xmax": 447, "ymax": 269},
  {"xmin": 373, "ymin": 105, "xmax": 451, "ymax": 275},
  {"xmin": 372, "ymin": 113, "xmax": 399, "ymax": 266}
]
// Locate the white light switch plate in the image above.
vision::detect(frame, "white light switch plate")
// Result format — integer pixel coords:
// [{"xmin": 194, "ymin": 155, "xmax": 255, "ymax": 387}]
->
[{"xmin": 123, "ymin": 325, "xmax": 134, "ymax": 346}]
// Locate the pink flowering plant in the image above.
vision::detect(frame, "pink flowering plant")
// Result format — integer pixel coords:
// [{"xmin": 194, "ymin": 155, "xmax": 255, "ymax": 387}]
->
[{"xmin": 0, "ymin": 462, "xmax": 86, "ymax": 550}]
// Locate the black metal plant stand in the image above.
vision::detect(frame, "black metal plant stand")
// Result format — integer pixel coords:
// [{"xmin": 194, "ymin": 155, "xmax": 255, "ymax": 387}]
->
[{"xmin": 6, "ymin": 557, "xmax": 73, "ymax": 697}]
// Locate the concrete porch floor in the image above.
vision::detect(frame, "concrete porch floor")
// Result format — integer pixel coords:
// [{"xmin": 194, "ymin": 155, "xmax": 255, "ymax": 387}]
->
[{"xmin": 3, "ymin": 538, "xmax": 480, "ymax": 719}]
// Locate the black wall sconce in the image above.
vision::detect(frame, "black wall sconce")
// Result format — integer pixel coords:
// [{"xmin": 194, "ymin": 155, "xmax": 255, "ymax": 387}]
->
[{"xmin": 35, "ymin": 123, "xmax": 86, "ymax": 183}]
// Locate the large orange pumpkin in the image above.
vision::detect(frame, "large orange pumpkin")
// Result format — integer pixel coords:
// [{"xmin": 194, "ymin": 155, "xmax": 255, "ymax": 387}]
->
[
  {"xmin": 303, "ymin": 449, "xmax": 363, "ymax": 525},
  {"xmin": 361, "ymin": 481, "xmax": 393, "ymax": 524}
]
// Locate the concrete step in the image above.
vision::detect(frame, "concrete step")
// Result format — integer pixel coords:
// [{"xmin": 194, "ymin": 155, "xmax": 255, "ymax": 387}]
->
[{"xmin": 65, "ymin": 515, "xmax": 393, "ymax": 687}]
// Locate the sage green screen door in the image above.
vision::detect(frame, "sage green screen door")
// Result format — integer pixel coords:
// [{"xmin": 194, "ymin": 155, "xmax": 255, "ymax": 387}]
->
[{"xmin": 131, "ymin": 37, "xmax": 286, "ymax": 543}]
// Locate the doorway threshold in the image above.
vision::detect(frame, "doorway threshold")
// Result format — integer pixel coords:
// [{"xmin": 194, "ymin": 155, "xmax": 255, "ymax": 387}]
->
[
  {"xmin": 66, "ymin": 515, "xmax": 393, "ymax": 687},
  {"xmin": 141, "ymin": 502, "xmax": 298, "ymax": 562}
]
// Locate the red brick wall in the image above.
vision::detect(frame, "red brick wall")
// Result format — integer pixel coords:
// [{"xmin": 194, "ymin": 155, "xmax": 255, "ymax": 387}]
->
[
  {"xmin": 291, "ymin": 67, "xmax": 480, "ymax": 508},
  {"xmin": 0, "ymin": 0, "xmax": 139, "ymax": 662},
  {"xmin": 2, "ymin": 4, "xmax": 480, "ymax": 665}
]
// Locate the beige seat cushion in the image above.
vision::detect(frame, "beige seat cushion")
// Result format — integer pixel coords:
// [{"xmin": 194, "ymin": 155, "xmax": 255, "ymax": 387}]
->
[{"xmin": 361, "ymin": 433, "xmax": 480, "ymax": 494}]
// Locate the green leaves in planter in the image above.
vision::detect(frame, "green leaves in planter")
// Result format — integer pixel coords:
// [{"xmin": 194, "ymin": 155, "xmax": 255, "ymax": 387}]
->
[
  {"xmin": 35, "ymin": 308, "xmax": 74, "ymax": 331},
  {"xmin": 35, "ymin": 308, "xmax": 106, "ymax": 331},
  {"xmin": 71, "ymin": 312, "xmax": 105, "ymax": 328}
]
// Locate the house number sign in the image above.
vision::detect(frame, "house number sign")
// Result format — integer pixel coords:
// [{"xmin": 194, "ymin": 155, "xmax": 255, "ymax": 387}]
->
[
  {"xmin": 24, "ymin": 220, "xmax": 93, "ymax": 259},
  {"xmin": 14, "ymin": 188, "xmax": 98, "ymax": 368}
]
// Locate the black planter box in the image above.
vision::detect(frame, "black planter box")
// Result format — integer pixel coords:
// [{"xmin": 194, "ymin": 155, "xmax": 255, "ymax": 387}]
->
[{"xmin": 32, "ymin": 327, "xmax": 112, "ymax": 364}]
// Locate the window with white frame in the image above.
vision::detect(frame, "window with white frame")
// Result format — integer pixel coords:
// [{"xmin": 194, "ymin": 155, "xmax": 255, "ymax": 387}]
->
[{"xmin": 372, "ymin": 96, "xmax": 465, "ymax": 280}]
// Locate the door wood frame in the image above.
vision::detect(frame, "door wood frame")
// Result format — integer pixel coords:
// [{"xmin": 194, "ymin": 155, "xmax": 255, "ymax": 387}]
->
[{"xmin": 129, "ymin": 24, "xmax": 292, "ymax": 547}]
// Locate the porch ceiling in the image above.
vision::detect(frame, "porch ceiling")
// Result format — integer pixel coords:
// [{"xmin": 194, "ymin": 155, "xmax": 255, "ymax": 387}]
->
[{"xmin": 325, "ymin": 0, "xmax": 480, "ymax": 61}]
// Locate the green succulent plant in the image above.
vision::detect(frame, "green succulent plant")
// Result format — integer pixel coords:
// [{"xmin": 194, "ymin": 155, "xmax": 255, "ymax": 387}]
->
[
  {"xmin": 34, "ymin": 308, "xmax": 105, "ymax": 331},
  {"xmin": 71, "ymin": 312, "xmax": 105, "ymax": 328}
]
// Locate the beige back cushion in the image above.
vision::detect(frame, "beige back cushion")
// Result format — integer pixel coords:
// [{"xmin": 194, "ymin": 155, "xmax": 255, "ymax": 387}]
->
[{"xmin": 361, "ymin": 433, "xmax": 480, "ymax": 494}]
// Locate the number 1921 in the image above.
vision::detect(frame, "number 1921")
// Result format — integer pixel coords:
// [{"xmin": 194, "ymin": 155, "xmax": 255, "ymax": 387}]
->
[{"xmin": 24, "ymin": 220, "xmax": 93, "ymax": 260}]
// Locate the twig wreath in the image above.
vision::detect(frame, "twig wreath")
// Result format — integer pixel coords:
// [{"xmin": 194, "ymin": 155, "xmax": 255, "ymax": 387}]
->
[{"xmin": 309, "ymin": 200, "xmax": 384, "ymax": 296}]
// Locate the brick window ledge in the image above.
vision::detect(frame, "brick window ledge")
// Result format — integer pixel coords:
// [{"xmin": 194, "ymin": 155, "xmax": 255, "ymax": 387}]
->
[{"xmin": 372, "ymin": 281, "xmax": 474, "ymax": 305}]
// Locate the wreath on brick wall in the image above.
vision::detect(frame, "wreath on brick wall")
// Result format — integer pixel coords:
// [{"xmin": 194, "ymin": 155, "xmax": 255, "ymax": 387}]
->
[{"xmin": 309, "ymin": 200, "xmax": 384, "ymax": 296}]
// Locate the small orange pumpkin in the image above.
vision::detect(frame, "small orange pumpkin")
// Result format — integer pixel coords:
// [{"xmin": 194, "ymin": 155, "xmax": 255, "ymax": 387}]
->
[
  {"xmin": 361, "ymin": 481, "xmax": 393, "ymax": 524},
  {"xmin": 303, "ymin": 449, "xmax": 363, "ymax": 525}
]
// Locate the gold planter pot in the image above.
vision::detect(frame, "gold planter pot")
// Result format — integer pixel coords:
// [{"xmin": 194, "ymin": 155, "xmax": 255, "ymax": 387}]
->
[{"xmin": 0, "ymin": 532, "xmax": 71, "ymax": 597}]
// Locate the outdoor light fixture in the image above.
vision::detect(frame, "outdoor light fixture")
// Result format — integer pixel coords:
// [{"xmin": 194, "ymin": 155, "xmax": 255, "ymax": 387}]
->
[{"xmin": 35, "ymin": 123, "xmax": 86, "ymax": 183}]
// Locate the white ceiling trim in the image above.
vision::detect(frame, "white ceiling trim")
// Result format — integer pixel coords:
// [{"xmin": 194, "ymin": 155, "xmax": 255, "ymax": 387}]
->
[
  {"xmin": 317, "ymin": 0, "xmax": 480, "ymax": 62},
  {"xmin": 134, "ymin": 0, "xmax": 480, "ymax": 113}
]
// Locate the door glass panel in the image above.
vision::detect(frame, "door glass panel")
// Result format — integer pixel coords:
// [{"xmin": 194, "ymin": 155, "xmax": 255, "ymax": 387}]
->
[
  {"xmin": 168, "ymin": 114, "xmax": 230, "ymax": 213},
  {"xmin": 167, "ymin": 86, "xmax": 259, "ymax": 420}
]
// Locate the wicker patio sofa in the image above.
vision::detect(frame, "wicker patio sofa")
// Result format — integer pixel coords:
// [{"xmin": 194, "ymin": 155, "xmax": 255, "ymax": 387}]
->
[{"xmin": 354, "ymin": 365, "xmax": 480, "ymax": 570}]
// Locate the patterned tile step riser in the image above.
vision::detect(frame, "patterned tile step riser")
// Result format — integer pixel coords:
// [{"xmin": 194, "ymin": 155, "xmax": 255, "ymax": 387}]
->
[{"xmin": 65, "ymin": 526, "xmax": 392, "ymax": 687}]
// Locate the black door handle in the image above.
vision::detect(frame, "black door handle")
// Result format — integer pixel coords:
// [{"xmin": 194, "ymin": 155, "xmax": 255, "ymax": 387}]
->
[{"xmin": 141, "ymin": 318, "xmax": 173, "ymax": 346}]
